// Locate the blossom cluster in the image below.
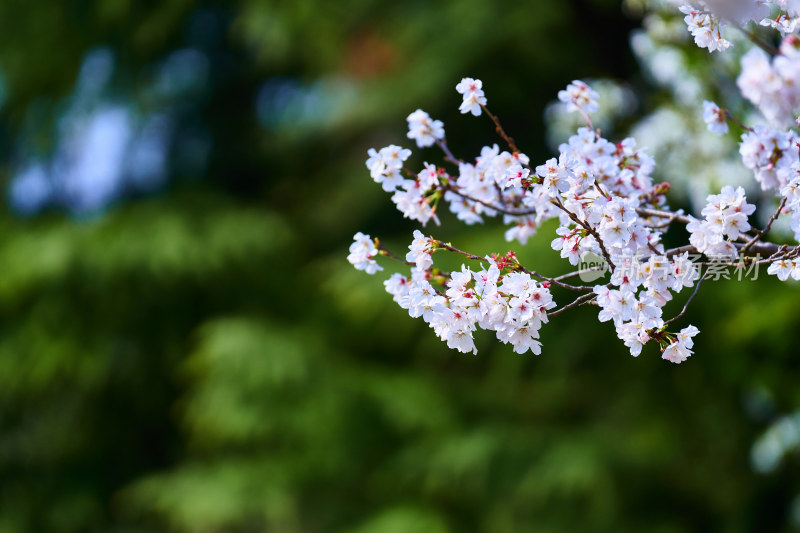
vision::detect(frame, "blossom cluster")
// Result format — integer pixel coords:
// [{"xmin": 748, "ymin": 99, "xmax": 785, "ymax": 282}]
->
[
  {"xmin": 687, "ymin": 186, "xmax": 756, "ymax": 259},
  {"xmin": 738, "ymin": 38, "xmax": 800, "ymax": 126},
  {"xmin": 593, "ymin": 251, "xmax": 700, "ymax": 359},
  {"xmin": 679, "ymin": 3, "xmax": 733, "ymax": 52},
  {"xmin": 763, "ymin": 1, "xmax": 800, "ymax": 33},
  {"xmin": 406, "ymin": 109, "xmax": 444, "ymax": 148},
  {"xmin": 351, "ymin": 75, "xmax": 715, "ymax": 362},
  {"xmin": 678, "ymin": 1, "xmax": 800, "ymax": 53},
  {"xmin": 702, "ymin": 100, "xmax": 728, "ymax": 134},
  {"xmin": 349, "ymin": 1, "xmax": 800, "ymax": 363},
  {"xmin": 557, "ymin": 80, "xmax": 600, "ymax": 114},
  {"xmin": 365, "ymin": 145, "xmax": 411, "ymax": 192},
  {"xmin": 455, "ymin": 77, "xmax": 486, "ymax": 116},
  {"xmin": 740, "ymin": 126, "xmax": 798, "ymax": 190},
  {"xmin": 347, "ymin": 232, "xmax": 382, "ymax": 275},
  {"xmin": 383, "ymin": 231, "xmax": 555, "ymax": 355}
]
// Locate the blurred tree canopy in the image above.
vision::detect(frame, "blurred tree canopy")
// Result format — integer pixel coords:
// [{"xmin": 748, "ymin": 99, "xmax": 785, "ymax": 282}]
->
[{"xmin": 0, "ymin": 1, "xmax": 799, "ymax": 532}]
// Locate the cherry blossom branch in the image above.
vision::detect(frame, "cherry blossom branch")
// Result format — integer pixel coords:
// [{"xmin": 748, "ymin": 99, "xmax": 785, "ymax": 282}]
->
[
  {"xmin": 756, "ymin": 245, "xmax": 800, "ymax": 265},
  {"xmin": 390, "ymin": 230, "xmax": 606, "ymax": 295},
  {"xmin": 353, "ymin": 61, "xmax": 800, "ymax": 361},
  {"xmin": 434, "ymin": 240, "xmax": 596, "ymax": 292}
]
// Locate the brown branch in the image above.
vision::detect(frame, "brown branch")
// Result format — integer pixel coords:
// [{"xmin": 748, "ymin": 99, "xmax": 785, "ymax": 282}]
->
[
  {"xmin": 552, "ymin": 266, "xmax": 607, "ymax": 282},
  {"xmin": 741, "ymin": 197, "xmax": 786, "ymax": 253},
  {"xmin": 734, "ymin": 25, "xmax": 779, "ymax": 56},
  {"xmin": 442, "ymin": 186, "xmax": 534, "ymax": 216},
  {"xmin": 663, "ymin": 240, "xmax": 785, "ymax": 259},
  {"xmin": 434, "ymin": 241, "xmax": 489, "ymax": 263},
  {"xmin": 664, "ymin": 244, "xmax": 697, "ymax": 258},
  {"xmin": 723, "ymin": 109, "xmax": 754, "ymax": 132},
  {"xmin": 635, "ymin": 207, "xmax": 692, "ymax": 225},
  {"xmin": 548, "ymin": 292, "xmax": 597, "ymax": 318},
  {"xmin": 519, "ymin": 268, "xmax": 595, "ymax": 292},
  {"xmin": 480, "ymin": 104, "xmax": 521, "ymax": 156},
  {"xmin": 663, "ymin": 269, "xmax": 709, "ymax": 328},
  {"xmin": 376, "ymin": 242, "xmax": 416, "ymax": 267},
  {"xmin": 435, "ymin": 139, "xmax": 462, "ymax": 167}
]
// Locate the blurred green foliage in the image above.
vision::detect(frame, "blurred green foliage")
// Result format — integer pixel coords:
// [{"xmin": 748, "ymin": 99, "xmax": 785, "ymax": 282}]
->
[{"xmin": 0, "ymin": 1, "xmax": 798, "ymax": 532}]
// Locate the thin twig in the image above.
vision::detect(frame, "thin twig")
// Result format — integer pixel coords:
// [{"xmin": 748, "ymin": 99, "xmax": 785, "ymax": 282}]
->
[
  {"xmin": 443, "ymin": 186, "xmax": 534, "ymax": 216},
  {"xmin": 735, "ymin": 25, "xmax": 779, "ymax": 56},
  {"xmin": 548, "ymin": 292, "xmax": 597, "ymax": 318},
  {"xmin": 723, "ymin": 109, "xmax": 754, "ymax": 132},
  {"xmin": 664, "ymin": 244, "xmax": 696, "ymax": 258},
  {"xmin": 480, "ymin": 104, "xmax": 521, "ymax": 155},
  {"xmin": 663, "ymin": 269, "xmax": 709, "ymax": 328},
  {"xmin": 663, "ymin": 240, "xmax": 785, "ymax": 259},
  {"xmin": 741, "ymin": 197, "xmax": 786, "ymax": 253},
  {"xmin": 635, "ymin": 207, "xmax": 692, "ymax": 225},
  {"xmin": 520, "ymin": 268, "xmax": 595, "ymax": 292},
  {"xmin": 552, "ymin": 266, "xmax": 607, "ymax": 282},
  {"xmin": 593, "ymin": 181, "xmax": 612, "ymax": 200},
  {"xmin": 434, "ymin": 241, "xmax": 489, "ymax": 263},
  {"xmin": 578, "ymin": 107, "xmax": 595, "ymax": 132},
  {"xmin": 377, "ymin": 242, "xmax": 415, "ymax": 267},
  {"xmin": 435, "ymin": 139, "xmax": 463, "ymax": 167}
]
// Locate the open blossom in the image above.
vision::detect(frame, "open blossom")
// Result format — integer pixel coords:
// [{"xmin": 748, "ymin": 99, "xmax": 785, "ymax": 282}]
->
[
  {"xmin": 678, "ymin": 4, "xmax": 732, "ymax": 52},
  {"xmin": 347, "ymin": 233, "xmax": 382, "ymax": 274},
  {"xmin": 535, "ymin": 157, "xmax": 571, "ymax": 197},
  {"xmin": 386, "ymin": 262, "xmax": 557, "ymax": 356},
  {"xmin": 701, "ymin": 0, "xmax": 768, "ymax": 23},
  {"xmin": 737, "ymin": 43, "xmax": 800, "ymax": 126},
  {"xmin": 557, "ymin": 80, "xmax": 599, "ymax": 114},
  {"xmin": 662, "ymin": 325, "xmax": 700, "ymax": 364},
  {"xmin": 384, "ymin": 273, "xmax": 410, "ymax": 308},
  {"xmin": 688, "ymin": 186, "xmax": 755, "ymax": 259},
  {"xmin": 671, "ymin": 252, "xmax": 700, "ymax": 291},
  {"xmin": 780, "ymin": 175, "xmax": 800, "ymax": 241},
  {"xmin": 365, "ymin": 145, "xmax": 412, "ymax": 192},
  {"xmin": 391, "ymin": 180, "xmax": 440, "ymax": 226},
  {"xmin": 760, "ymin": 3, "xmax": 800, "ymax": 33},
  {"xmin": 407, "ymin": 109, "xmax": 445, "ymax": 148},
  {"xmin": 767, "ymin": 258, "xmax": 800, "ymax": 280},
  {"xmin": 739, "ymin": 126, "xmax": 798, "ymax": 190},
  {"xmin": 702, "ymin": 100, "xmax": 728, "ymax": 134},
  {"xmin": 456, "ymin": 77, "xmax": 487, "ymax": 116},
  {"xmin": 406, "ymin": 230, "xmax": 435, "ymax": 271},
  {"xmin": 616, "ymin": 321, "xmax": 651, "ymax": 357}
]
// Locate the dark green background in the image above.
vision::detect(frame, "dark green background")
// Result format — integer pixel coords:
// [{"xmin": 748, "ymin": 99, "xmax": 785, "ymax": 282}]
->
[{"xmin": 0, "ymin": 1, "xmax": 798, "ymax": 531}]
